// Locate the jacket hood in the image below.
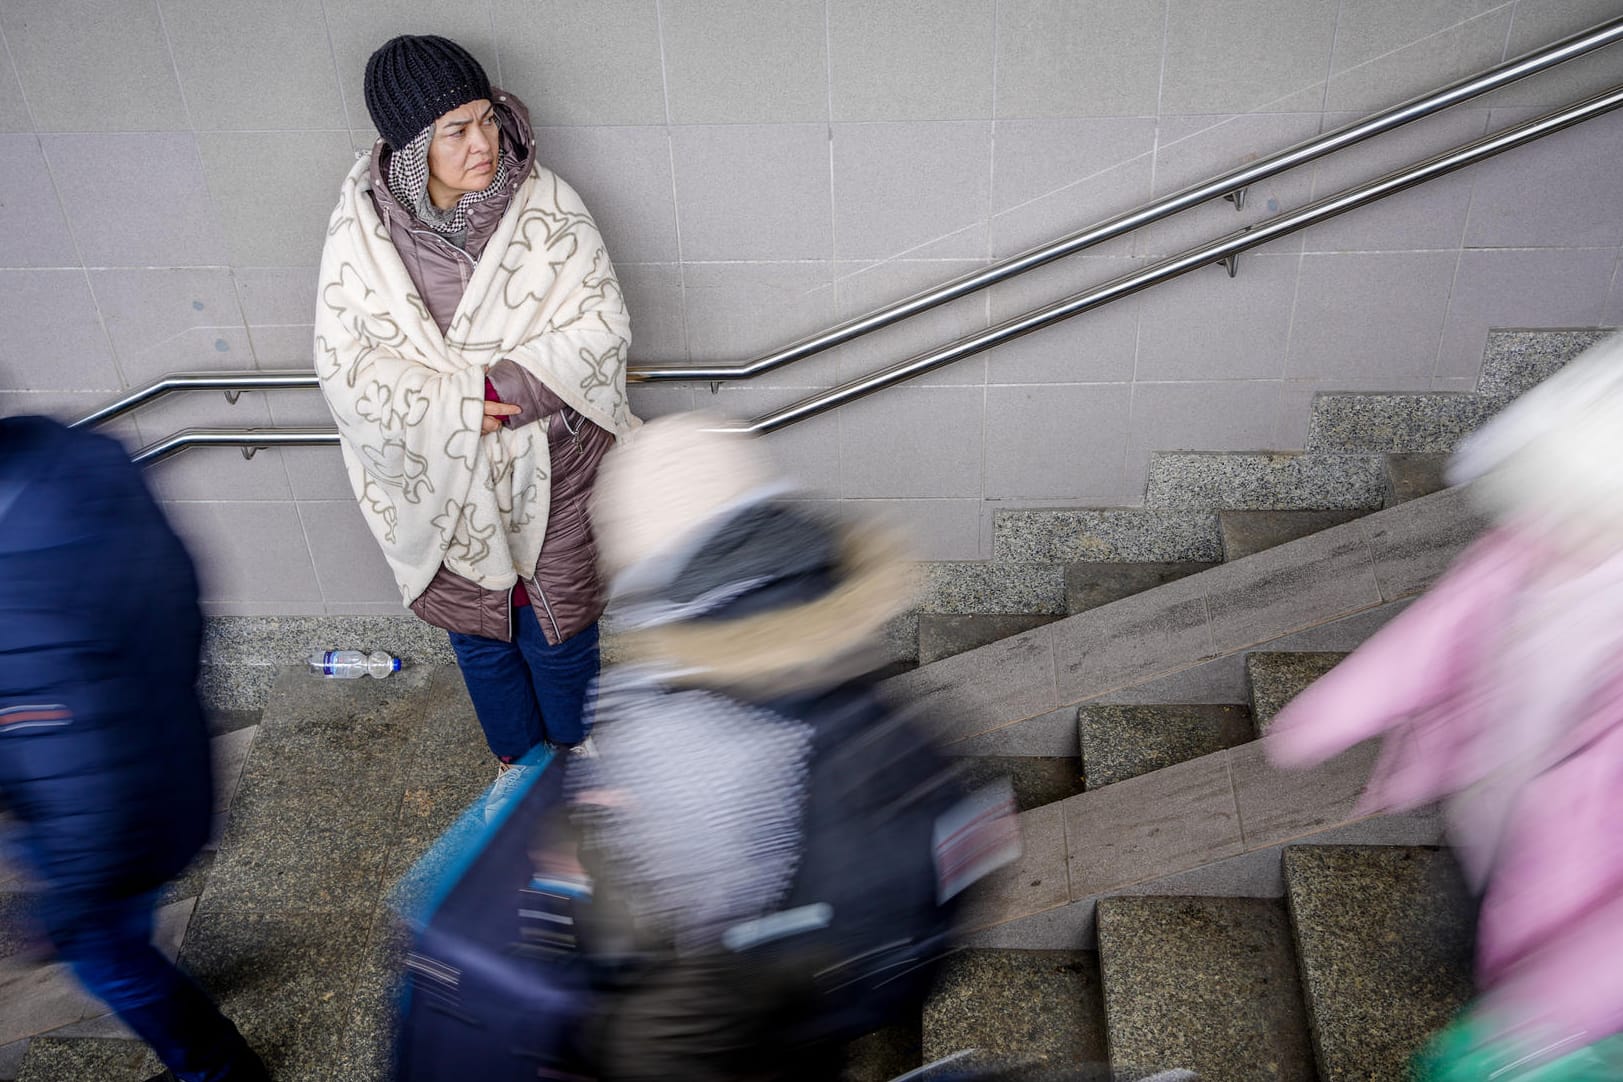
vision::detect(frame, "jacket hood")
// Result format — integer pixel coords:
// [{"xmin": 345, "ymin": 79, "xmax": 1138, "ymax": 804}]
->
[{"xmin": 608, "ymin": 517, "xmax": 918, "ymax": 698}]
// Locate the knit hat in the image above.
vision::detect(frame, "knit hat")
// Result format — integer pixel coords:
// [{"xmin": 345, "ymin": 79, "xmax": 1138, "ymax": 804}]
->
[{"xmin": 364, "ymin": 35, "xmax": 492, "ymax": 150}]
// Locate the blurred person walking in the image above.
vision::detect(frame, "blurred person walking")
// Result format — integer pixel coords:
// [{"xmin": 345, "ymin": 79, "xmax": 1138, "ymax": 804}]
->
[
  {"xmin": 572, "ymin": 413, "xmax": 1018, "ymax": 1082},
  {"xmin": 1267, "ymin": 333, "xmax": 1623, "ymax": 1079},
  {"xmin": 0, "ymin": 416, "xmax": 267, "ymax": 1082},
  {"xmin": 316, "ymin": 35, "xmax": 636, "ymax": 780}
]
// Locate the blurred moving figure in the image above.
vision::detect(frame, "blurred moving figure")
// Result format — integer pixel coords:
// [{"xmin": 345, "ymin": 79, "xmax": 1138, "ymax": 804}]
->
[
  {"xmin": 0, "ymin": 417, "xmax": 267, "ymax": 1082},
  {"xmin": 1267, "ymin": 334, "xmax": 1623, "ymax": 1079},
  {"xmin": 573, "ymin": 413, "xmax": 1018, "ymax": 1081}
]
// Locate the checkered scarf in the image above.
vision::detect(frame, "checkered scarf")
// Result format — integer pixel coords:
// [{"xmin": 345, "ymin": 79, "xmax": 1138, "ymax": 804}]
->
[{"xmin": 385, "ymin": 123, "xmax": 513, "ymax": 239}]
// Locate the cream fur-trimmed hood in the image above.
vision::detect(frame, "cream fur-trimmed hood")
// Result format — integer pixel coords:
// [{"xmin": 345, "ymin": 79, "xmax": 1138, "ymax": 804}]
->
[{"xmin": 609, "ymin": 517, "xmax": 918, "ymax": 698}]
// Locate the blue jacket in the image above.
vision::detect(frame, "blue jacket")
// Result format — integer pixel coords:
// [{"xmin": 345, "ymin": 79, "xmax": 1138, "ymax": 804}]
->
[{"xmin": 0, "ymin": 417, "xmax": 212, "ymax": 913}]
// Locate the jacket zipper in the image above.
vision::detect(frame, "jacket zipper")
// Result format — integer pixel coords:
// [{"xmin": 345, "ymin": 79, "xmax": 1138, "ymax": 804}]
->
[{"xmin": 534, "ymin": 584, "xmax": 563, "ymax": 642}]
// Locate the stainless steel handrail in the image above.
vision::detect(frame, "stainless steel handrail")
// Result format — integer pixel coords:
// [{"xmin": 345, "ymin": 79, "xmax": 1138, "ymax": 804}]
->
[
  {"xmin": 131, "ymin": 84, "xmax": 1623, "ymax": 459},
  {"xmin": 634, "ymin": 14, "xmax": 1623, "ymax": 381},
  {"xmin": 76, "ymin": 14, "xmax": 1623, "ymax": 432},
  {"xmin": 731, "ymin": 86, "xmax": 1623, "ymax": 434},
  {"xmin": 71, "ymin": 371, "xmax": 320, "ymax": 430},
  {"xmin": 132, "ymin": 427, "xmax": 338, "ymax": 465}
]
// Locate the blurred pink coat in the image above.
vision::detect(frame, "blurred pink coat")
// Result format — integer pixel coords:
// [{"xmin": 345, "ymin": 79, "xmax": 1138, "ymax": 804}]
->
[{"xmin": 1268, "ymin": 525, "xmax": 1623, "ymax": 1043}]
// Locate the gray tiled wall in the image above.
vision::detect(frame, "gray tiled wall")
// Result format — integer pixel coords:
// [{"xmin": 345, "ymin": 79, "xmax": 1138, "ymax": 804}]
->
[{"xmin": 2, "ymin": 0, "xmax": 1621, "ymax": 613}]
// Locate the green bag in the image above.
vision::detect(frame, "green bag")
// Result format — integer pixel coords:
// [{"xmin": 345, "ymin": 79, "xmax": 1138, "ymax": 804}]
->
[{"xmin": 1415, "ymin": 1011, "xmax": 1623, "ymax": 1082}]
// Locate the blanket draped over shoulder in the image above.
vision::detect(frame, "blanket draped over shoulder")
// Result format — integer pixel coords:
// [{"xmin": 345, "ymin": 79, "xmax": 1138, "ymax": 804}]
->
[{"xmin": 316, "ymin": 157, "xmax": 636, "ymax": 606}]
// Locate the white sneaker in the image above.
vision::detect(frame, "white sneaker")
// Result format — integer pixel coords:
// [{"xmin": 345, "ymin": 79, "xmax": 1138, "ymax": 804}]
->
[
  {"xmin": 484, "ymin": 761, "xmax": 531, "ymax": 823},
  {"xmin": 568, "ymin": 735, "xmax": 598, "ymax": 758}
]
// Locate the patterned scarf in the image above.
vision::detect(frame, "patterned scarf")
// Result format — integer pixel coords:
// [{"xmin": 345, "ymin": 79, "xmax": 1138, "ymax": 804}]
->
[{"xmin": 386, "ymin": 124, "xmax": 513, "ymax": 240}]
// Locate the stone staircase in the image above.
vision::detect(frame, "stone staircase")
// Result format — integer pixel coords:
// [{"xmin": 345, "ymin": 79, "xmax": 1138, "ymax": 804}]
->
[{"xmin": 909, "ymin": 328, "xmax": 1609, "ymax": 668}]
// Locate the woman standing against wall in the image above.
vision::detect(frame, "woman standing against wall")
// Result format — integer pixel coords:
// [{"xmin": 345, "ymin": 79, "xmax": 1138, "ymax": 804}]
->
[{"xmin": 315, "ymin": 35, "xmax": 636, "ymax": 779}]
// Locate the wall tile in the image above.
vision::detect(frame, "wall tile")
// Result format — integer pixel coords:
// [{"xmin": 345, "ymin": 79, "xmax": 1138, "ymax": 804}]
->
[
  {"xmin": 839, "ymin": 385, "xmax": 984, "ymax": 498},
  {"xmin": 990, "ymin": 117, "xmax": 1156, "ymax": 259},
  {"xmin": 1134, "ymin": 250, "xmax": 1298, "ymax": 381},
  {"xmin": 625, "ymin": 382, "xmax": 695, "ymax": 420},
  {"xmin": 985, "ymin": 257, "xmax": 1142, "ymax": 384},
  {"xmin": 617, "ymin": 263, "xmax": 687, "ymax": 365},
  {"xmin": 491, "ymin": 0, "xmax": 666, "ymax": 126},
  {"xmin": 1160, "ymin": 0, "xmax": 1337, "ymax": 115},
  {"xmin": 833, "ymin": 122, "xmax": 991, "ymax": 261},
  {"xmin": 1434, "ymin": 247, "xmax": 1616, "ymax": 380},
  {"xmin": 134, "ymin": 395, "xmax": 292, "ymax": 502},
  {"xmin": 88, "ymin": 268, "xmax": 250, "ymax": 386},
  {"xmin": 828, "ymin": 0, "xmax": 995, "ymax": 122},
  {"xmin": 1302, "ymin": 109, "xmax": 1488, "ymax": 253},
  {"xmin": 670, "ymin": 124, "xmax": 831, "ymax": 261},
  {"xmin": 1464, "ymin": 109, "xmax": 1623, "ymax": 249},
  {"xmin": 319, "ymin": 0, "xmax": 498, "ymax": 133},
  {"xmin": 1324, "ymin": 0, "xmax": 1512, "ymax": 113},
  {"xmin": 1486, "ymin": 0, "xmax": 1623, "ymax": 108},
  {"xmin": 0, "ymin": 31, "xmax": 30, "ymax": 131},
  {"xmin": 299, "ymin": 500, "xmax": 401, "ymax": 605},
  {"xmin": 532, "ymin": 126, "xmax": 678, "ymax": 262},
  {"xmin": 1606, "ymin": 257, "xmax": 1623, "ymax": 325},
  {"xmin": 995, "ymin": 0, "xmax": 1167, "ymax": 119},
  {"xmin": 834, "ymin": 260, "xmax": 989, "ymax": 387},
  {"xmin": 163, "ymin": 501, "xmax": 324, "ymax": 606},
  {"xmin": 0, "ymin": 133, "xmax": 74, "ymax": 266},
  {"xmin": 1286, "ymin": 251, "xmax": 1458, "ymax": 388},
  {"xmin": 234, "ymin": 267, "xmax": 320, "ymax": 326},
  {"xmin": 0, "ymin": 390, "xmax": 141, "ymax": 449},
  {"xmin": 1124, "ymin": 381, "xmax": 1283, "ymax": 491},
  {"xmin": 247, "ymin": 325, "xmax": 316, "ymax": 368},
  {"xmin": 845, "ymin": 498, "xmax": 984, "ymax": 561},
  {"xmin": 984, "ymin": 382, "xmax": 1134, "ymax": 501},
  {"xmin": 197, "ymin": 131, "xmax": 354, "ymax": 266},
  {"xmin": 0, "ymin": 270, "xmax": 118, "ymax": 391},
  {"xmin": 0, "ymin": 0, "xmax": 187, "ymax": 131},
  {"xmin": 708, "ymin": 383, "xmax": 841, "ymax": 494},
  {"xmin": 42, "ymin": 133, "xmax": 227, "ymax": 267},
  {"xmin": 161, "ymin": 0, "xmax": 344, "ymax": 130},
  {"xmin": 1133, "ymin": 113, "xmax": 1321, "ymax": 258},
  {"xmin": 277, "ymin": 444, "xmax": 353, "ymax": 501},
  {"xmin": 660, "ymin": 0, "xmax": 827, "ymax": 124},
  {"xmin": 681, "ymin": 262, "xmax": 837, "ymax": 385}
]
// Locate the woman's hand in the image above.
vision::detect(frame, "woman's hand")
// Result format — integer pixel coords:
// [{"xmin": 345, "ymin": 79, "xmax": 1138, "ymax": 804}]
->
[{"xmin": 482, "ymin": 400, "xmax": 521, "ymax": 433}]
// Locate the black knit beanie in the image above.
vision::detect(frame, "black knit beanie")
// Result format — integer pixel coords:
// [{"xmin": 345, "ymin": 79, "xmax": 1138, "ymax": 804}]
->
[{"xmin": 364, "ymin": 35, "xmax": 493, "ymax": 150}]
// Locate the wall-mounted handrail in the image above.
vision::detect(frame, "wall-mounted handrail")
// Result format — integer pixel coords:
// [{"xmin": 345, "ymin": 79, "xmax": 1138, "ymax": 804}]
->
[
  {"xmin": 128, "ymin": 83, "xmax": 1623, "ymax": 461},
  {"xmin": 75, "ymin": 14, "xmax": 1623, "ymax": 434},
  {"xmin": 732, "ymin": 85, "xmax": 1623, "ymax": 434},
  {"xmin": 633, "ymin": 13, "xmax": 1623, "ymax": 381},
  {"xmin": 71, "ymin": 371, "xmax": 320, "ymax": 430}
]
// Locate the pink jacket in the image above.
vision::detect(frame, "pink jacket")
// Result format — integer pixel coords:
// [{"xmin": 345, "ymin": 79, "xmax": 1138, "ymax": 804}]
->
[{"xmin": 1268, "ymin": 526, "xmax": 1623, "ymax": 1044}]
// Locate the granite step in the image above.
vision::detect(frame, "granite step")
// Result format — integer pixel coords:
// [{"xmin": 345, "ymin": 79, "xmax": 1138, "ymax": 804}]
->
[
  {"xmin": 993, "ymin": 509, "xmax": 1223, "ymax": 564},
  {"xmin": 1304, "ymin": 392, "xmax": 1504, "ymax": 455},
  {"xmin": 1078, "ymin": 704, "xmax": 1255, "ymax": 790},
  {"xmin": 1217, "ymin": 509, "xmax": 1365, "ymax": 561},
  {"xmin": 1096, "ymin": 896, "xmax": 1315, "ymax": 1082},
  {"xmin": 1284, "ymin": 846, "xmax": 1475, "ymax": 1082},
  {"xmin": 922, "ymin": 949, "xmax": 1106, "ymax": 1069},
  {"xmin": 1384, "ymin": 453, "xmax": 1450, "ymax": 506},
  {"xmin": 1477, "ymin": 328, "xmax": 1609, "ymax": 398},
  {"xmin": 844, "ymin": 1023, "xmax": 922, "ymax": 1082},
  {"xmin": 16, "ymin": 1037, "xmax": 159, "ymax": 1082},
  {"xmin": 1244, "ymin": 653, "xmax": 1348, "ymax": 735},
  {"xmin": 1144, "ymin": 452, "xmax": 1387, "ymax": 512},
  {"xmin": 951, "ymin": 755, "xmax": 1085, "ymax": 813}
]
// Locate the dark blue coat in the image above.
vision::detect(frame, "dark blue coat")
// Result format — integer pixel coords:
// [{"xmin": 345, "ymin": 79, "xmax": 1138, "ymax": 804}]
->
[{"xmin": 0, "ymin": 416, "xmax": 212, "ymax": 919}]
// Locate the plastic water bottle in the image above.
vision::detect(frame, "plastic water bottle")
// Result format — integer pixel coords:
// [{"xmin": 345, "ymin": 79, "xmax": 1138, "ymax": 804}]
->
[{"xmin": 306, "ymin": 649, "xmax": 402, "ymax": 679}]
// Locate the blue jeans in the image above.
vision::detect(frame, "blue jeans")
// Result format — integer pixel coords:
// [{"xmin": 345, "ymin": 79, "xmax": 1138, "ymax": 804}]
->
[
  {"xmin": 449, "ymin": 611, "xmax": 600, "ymax": 760},
  {"xmin": 48, "ymin": 891, "xmax": 265, "ymax": 1082}
]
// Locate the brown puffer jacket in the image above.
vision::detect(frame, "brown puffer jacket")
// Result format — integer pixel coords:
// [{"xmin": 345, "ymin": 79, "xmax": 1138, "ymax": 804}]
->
[{"xmin": 366, "ymin": 89, "xmax": 615, "ymax": 645}]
